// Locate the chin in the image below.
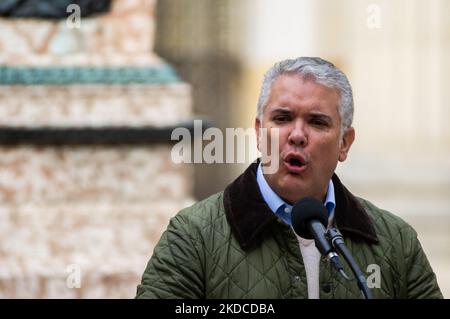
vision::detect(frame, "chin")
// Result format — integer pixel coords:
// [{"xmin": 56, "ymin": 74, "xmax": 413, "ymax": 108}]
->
[{"xmin": 279, "ymin": 179, "xmax": 310, "ymax": 199}]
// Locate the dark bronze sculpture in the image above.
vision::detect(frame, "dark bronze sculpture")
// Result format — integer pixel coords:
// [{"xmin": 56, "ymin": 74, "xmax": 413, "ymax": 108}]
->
[{"xmin": 0, "ymin": 0, "xmax": 111, "ymax": 19}]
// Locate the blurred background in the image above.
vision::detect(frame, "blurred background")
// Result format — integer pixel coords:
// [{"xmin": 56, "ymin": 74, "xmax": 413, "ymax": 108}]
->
[{"xmin": 0, "ymin": 0, "xmax": 449, "ymax": 298}]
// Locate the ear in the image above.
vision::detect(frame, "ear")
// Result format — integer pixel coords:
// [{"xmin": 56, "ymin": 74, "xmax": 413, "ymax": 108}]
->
[
  {"xmin": 338, "ymin": 127, "xmax": 355, "ymax": 162},
  {"xmin": 255, "ymin": 117, "xmax": 261, "ymax": 151}
]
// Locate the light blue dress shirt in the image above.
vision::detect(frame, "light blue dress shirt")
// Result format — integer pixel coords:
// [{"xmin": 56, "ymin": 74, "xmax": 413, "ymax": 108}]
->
[{"xmin": 256, "ymin": 162, "xmax": 336, "ymax": 226}]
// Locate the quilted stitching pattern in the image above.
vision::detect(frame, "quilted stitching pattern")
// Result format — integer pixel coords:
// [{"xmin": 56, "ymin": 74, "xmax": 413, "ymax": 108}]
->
[{"xmin": 136, "ymin": 193, "xmax": 442, "ymax": 299}]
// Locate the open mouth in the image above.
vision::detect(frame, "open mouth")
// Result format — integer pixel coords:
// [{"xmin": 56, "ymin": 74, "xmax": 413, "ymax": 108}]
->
[
  {"xmin": 289, "ymin": 157, "xmax": 304, "ymax": 167},
  {"xmin": 284, "ymin": 154, "xmax": 307, "ymax": 173}
]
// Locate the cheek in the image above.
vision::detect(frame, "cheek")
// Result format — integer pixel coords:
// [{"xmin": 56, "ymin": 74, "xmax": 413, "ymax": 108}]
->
[
  {"xmin": 264, "ymin": 126, "xmax": 289, "ymax": 149},
  {"xmin": 313, "ymin": 138, "xmax": 341, "ymax": 161},
  {"xmin": 275, "ymin": 128, "xmax": 290, "ymax": 145}
]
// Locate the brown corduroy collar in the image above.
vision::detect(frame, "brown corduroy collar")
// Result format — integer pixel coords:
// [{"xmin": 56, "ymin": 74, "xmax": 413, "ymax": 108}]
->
[{"xmin": 223, "ymin": 161, "xmax": 379, "ymax": 251}]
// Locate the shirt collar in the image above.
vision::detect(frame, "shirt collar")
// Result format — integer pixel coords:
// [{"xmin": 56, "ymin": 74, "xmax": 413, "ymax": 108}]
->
[
  {"xmin": 324, "ymin": 176, "xmax": 336, "ymax": 217},
  {"xmin": 256, "ymin": 162, "xmax": 287, "ymax": 214},
  {"xmin": 256, "ymin": 162, "xmax": 336, "ymax": 225}
]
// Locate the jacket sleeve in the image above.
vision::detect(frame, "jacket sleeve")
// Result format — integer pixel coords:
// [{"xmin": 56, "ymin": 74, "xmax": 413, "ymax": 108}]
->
[
  {"xmin": 401, "ymin": 225, "xmax": 443, "ymax": 299},
  {"xmin": 136, "ymin": 213, "xmax": 205, "ymax": 299}
]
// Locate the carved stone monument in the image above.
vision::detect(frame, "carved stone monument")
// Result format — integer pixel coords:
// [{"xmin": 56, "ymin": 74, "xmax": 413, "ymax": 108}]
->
[
  {"xmin": 0, "ymin": 0, "xmax": 193, "ymax": 298},
  {"xmin": 0, "ymin": 0, "xmax": 112, "ymax": 18}
]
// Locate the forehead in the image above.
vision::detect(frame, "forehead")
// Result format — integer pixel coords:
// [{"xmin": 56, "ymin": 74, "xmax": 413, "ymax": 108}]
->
[{"xmin": 265, "ymin": 74, "xmax": 340, "ymax": 115}]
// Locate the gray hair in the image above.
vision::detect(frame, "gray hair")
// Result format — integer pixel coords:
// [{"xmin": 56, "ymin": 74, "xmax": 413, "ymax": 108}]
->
[{"xmin": 257, "ymin": 57, "xmax": 354, "ymax": 136}]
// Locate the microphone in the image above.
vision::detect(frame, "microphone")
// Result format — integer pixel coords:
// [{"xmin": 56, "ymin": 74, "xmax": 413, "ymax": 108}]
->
[
  {"xmin": 291, "ymin": 197, "xmax": 346, "ymax": 277},
  {"xmin": 326, "ymin": 228, "xmax": 373, "ymax": 299},
  {"xmin": 291, "ymin": 197, "xmax": 374, "ymax": 299}
]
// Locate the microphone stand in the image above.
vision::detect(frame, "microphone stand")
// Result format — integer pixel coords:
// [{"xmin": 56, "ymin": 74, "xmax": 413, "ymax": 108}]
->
[{"xmin": 326, "ymin": 228, "xmax": 374, "ymax": 299}]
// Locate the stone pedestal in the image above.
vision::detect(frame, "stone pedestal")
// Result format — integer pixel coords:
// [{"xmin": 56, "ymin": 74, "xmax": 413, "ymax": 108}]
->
[{"xmin": 0, "ymin": 0, "xmax": 193, "ymax": 298}]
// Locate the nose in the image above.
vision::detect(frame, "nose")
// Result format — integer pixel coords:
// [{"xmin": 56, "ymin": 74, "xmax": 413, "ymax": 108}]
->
[{"xmin": 288, "ymin": 120, "xmax": 308, "ymax": 147}]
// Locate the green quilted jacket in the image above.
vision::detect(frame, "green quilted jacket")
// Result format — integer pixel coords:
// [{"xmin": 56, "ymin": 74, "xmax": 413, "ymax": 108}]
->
[{"xmin": 136, "ymin": 163, "xmax": 442, "ymax": 299}]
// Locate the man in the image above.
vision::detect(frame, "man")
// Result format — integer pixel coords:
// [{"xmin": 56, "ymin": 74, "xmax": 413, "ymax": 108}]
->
[{"xmin": 136, "ymin": 57, "xmax": 442, "ymax": 298}]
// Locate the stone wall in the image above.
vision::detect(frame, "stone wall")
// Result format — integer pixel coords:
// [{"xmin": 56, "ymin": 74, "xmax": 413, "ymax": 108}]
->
[
  {"xmin": 0, "ymin": 0, "xmax": 156, "ymax": 59},
  {"xmin": 0, "ymin": 0, "xmax": 193, "ymax": 298},
  {"xmin": 0, "ymin": 84, "xmax": 190, "ymax": 127},
  {"xmin": 0, "ymin": 146, "xmax": 194, "ymax": 298}
]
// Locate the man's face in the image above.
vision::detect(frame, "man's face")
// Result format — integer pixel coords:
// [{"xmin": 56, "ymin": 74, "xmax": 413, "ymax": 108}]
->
[{"xmin": 255, "ymin": 73, "xmax": 355, "ymax": 204}]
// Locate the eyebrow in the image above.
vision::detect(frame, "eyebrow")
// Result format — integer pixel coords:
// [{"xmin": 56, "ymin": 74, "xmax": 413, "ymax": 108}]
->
[
  {"xmin": 270, "ymin": 108, "xmax": 333, "ymax": 121},
  {"xmin": 269, "ymin": 108, "xmax": 292, "ymax": 116}
]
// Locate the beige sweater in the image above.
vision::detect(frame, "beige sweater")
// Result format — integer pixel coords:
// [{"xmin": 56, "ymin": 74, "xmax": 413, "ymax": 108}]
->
[
  {"xmin": 295, "ymin": 215, "xmax": 335, "ymax": 299},
  {"xmin": 297, "ymin": 236, "xmax": 321, "ymax": 299}
]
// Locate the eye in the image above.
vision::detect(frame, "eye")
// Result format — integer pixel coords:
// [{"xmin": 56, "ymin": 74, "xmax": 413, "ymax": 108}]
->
[
  {"xmin": 273, "ymin": 115, "xmax": 290, "ymax": 123},
  {"xmin": 310, "ymin": 118, "xmax": 329, "ymax": 127}
]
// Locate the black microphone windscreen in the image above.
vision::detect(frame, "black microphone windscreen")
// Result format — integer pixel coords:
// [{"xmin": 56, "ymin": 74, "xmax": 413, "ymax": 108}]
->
[{"xmin": 291, "ymin": 197, "xmax": 328, "ymax": 239}]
